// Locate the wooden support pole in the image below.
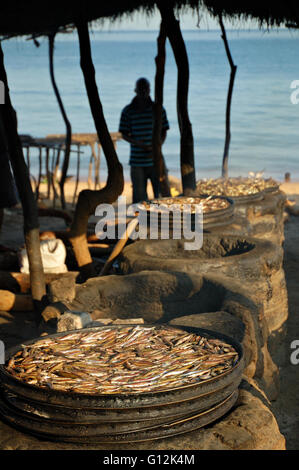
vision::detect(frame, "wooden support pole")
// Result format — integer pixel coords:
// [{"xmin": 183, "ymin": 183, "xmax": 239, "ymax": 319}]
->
[
  {"xmin": 87, "ymin": 144, "xmax": 94, "ymax": 189},
  {"xmin": 68, "ymin": 20, "xmax": 123, "ymax": 279},
  {"xmin": 48, "ymin": 32, "xmax": 72, "ymax": 210},
  {"xmin": 52, "ymin": 146, "xmax": 61, "ymax": 207},
  {"xmin": 153, "ymin": 21, "xmax": 171, "ymax": 197},
  {"xmin": 72, "ymin": 143, "xmax": 81, "ymax": 206},
  {"xmin": 0, "ymin": 43, "xmax": 46, "ymax": 315},
  {"xmin": 95, "ymin": 143, "xmax": 101, "ymax": 189},
  {"xmin": 219, "ymin": 15, "xmax": 237, "ymax": 179},
  {"xmin": 35, "ymin": 145, "xmax": 42, "ymax": 201},
  {"xmin": 157, "ymin": 2, "xmax": 196, "ymax": 194},
  {"xmin": 45, "ymin": 147, "xmax": 51, "ymax": 199}
]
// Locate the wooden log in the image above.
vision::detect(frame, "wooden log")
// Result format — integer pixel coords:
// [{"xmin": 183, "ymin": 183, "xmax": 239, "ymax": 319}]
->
[
  {"xmin": 0, "ymin": 290, "xmax": 33, "ymax": 311},
  {"xmin": 99, "ymin": 217, "xmax": 139, "ymax": 276},
  {"xmin": 0, "ymin": 270, "xmax": 79, "ymax": 294}
]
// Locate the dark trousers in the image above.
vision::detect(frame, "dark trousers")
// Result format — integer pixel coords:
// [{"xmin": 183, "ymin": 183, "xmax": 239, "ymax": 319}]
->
[{"xmin": 130, "ymin": 165, "xmax": 160, "ymax": 204}]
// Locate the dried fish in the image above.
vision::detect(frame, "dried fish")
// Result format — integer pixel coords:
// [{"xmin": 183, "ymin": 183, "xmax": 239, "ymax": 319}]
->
[
  {"xmin": 5, "ymin": 326, "xmax": 239, "ymax": 395},
  {"xmin": 196, "ymin": 176, "xmax": 278, "ymax": 197},
  {"xmin": 140, "ymin": 196, "xmax": 231, "ymax": 214}
]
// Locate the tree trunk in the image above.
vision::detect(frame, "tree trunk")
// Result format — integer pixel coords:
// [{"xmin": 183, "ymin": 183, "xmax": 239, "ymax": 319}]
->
[
  {"xmin": 152, "ymin": 21, "xmax": 171, "ymax": 197},
  {"xmin": 157, "ymin": 2, "xmax": 196, "ymax": 194},
  {"xmin": 70, "ymin": 20, "xmax": 124, "ymax": 279},
  {"xmin": 48, "ymin": 32, "xmax": 72, "ymax": 209},
  {"xmin": 219, "ymin": 15, "xmax": 237, "ymax": 179},
  {"xmin": 0, "ymin": 43, "xmax": 46, "ymax": 314}
]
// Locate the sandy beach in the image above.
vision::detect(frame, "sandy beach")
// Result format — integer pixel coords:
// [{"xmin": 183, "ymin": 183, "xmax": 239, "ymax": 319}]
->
[
  {"xmin": 34, "ymin": 178, "xmax": 299, "ymax": 209},
  {"xmin": 35, "ymin": 174, "xmax": 183, "ymax": 209}
]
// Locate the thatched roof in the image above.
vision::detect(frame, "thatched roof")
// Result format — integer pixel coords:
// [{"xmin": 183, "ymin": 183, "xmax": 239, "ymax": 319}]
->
[
  {"xmin": 1, "ymin": 1, "xmax": 299, "ymax": 39},
  {"xmin": 0, "ymin": 2, "xmax": 154, "ymax": 37},
  {"xmin": 202, "ymin": 1, "xmax": 299, "ymax": 28}
]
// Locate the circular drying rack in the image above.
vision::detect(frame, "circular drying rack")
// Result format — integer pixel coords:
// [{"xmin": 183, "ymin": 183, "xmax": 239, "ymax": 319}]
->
[{"xmin": 0, "ymin": 324, "xmax": 244, "ymax": 444}]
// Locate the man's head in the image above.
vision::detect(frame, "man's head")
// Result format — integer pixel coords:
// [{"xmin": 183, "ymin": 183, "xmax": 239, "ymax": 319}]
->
[{"xmin": 135, "ymin": 78, "xmax": 150, "ymax": 99}]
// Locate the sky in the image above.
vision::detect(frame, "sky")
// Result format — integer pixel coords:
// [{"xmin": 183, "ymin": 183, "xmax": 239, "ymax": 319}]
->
[{"xmin": 96, "ymin": 9, "xmax": 262, "ymax": 31}]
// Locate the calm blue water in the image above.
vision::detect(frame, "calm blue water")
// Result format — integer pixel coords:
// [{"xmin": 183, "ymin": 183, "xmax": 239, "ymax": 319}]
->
[{"xmin": 3, "ymin": 29, "xmax": 299, "ymax": 182}]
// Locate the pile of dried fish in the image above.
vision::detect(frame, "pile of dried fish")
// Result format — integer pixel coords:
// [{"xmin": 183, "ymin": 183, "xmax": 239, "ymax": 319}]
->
[
  {"xmin": 5, "ymin": 326, "xmax": 239, "ymax": 395},
  {"xmin": 196, "ymin": 176, "xmax": 279, "ymax": 197},
  {"xmin": 139, "ymin": 196, "xmax": 231, "ymax": 214}
]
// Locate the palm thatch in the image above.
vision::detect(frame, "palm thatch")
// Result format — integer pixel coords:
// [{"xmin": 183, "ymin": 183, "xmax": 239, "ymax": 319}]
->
[
  {"xmin": 1, "ymin": 1, "xmax": 299, "ymax": 40},
  {"xmin": 202, "ymin": 1, "xmax": 299, "ymax": 28}
]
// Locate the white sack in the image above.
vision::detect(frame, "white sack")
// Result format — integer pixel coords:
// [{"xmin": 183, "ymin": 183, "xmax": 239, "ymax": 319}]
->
[{"xmin": 19, "ymin": 238, "xmax": 67, "ymax": 274}]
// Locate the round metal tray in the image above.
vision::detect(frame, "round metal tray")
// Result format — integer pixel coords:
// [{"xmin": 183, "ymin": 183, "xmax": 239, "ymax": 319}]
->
[
  {"xmin": 0, "ymin": 324, "xmax": 243, "ymax": 443},
  {"xmin": 262, "ymin": 185, "xmax": 280, "ymax": 194},
  {"xmin": 1, "ymin": 378, "xmax": 238, "ymax": 424},
  {"xmin": 136, "ymin": 196, "xmax": 235, "ymax": 232},
  {"xmin": 0, "ymin": 325, "xmax": 244, "ymax": 409},
  {"xmin": 0, "ymin": 389, "xmax": 238, "ymax": 443},
  {"xmin": 197, "ymin": 191, "xmax": 264, "ymax": 206}
]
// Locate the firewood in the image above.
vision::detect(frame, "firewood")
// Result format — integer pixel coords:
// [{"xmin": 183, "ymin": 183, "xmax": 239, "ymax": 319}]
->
[
  {"xmin": 99, "ymin": 217, "xmax": 139, "ymax": 276},
  {"xmin": 0, "ymin": 290, "xmax": 33, "ymax": 311},
  {"xmin": 0, "ymin": 271, "xmax": 79, "ymax": 293}
]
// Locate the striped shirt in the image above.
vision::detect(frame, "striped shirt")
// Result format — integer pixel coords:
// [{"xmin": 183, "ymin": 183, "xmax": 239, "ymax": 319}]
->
[{"xmin": 119, "ymin": 98, "xmax": 169, "ymax": 167}]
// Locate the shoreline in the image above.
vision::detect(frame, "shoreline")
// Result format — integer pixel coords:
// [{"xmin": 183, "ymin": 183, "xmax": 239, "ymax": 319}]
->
[{"xmin": 34, "ymin": 179, "xmax": 299, "ymax": 209}]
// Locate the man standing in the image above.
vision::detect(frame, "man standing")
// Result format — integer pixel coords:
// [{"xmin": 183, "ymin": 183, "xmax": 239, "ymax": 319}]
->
[{"xmin": 119, "ymin": 78, "xmax": 169, "ymax": 203}]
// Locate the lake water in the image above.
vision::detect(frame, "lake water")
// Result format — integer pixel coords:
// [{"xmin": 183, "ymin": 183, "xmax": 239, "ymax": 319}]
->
[{"xmin": 3, "ymin": 28, "xmax": 299, "ymax": 182}]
